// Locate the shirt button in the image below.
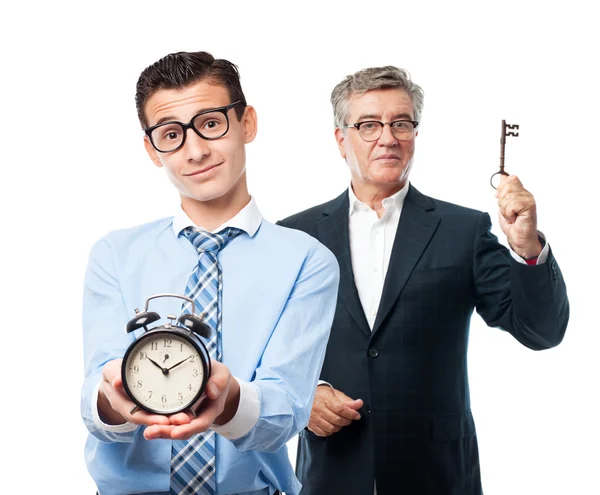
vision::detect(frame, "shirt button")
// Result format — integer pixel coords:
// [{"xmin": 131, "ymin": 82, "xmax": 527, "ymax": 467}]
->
[{"xmin": 368, "ymin": 348, "xmax": 379, "ymax": 358}]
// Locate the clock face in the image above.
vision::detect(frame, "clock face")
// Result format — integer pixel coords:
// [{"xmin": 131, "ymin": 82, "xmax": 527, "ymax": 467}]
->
[{"xmin": 123, "ymin": 330, "xmax": 207, "ymax": 414}]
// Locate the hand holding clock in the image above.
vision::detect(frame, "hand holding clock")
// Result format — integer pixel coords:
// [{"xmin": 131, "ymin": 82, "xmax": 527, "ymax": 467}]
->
[
  {"xmin": 144, "ymin": 359, "xmax": 241, "ymax": 440},
  {"xmin": 99, "ymin": 359, "xmax": 171, "ymax": 427},
  {"xmin": 98, "ymin": 358, "xmax": 241, "ymax": 440}
]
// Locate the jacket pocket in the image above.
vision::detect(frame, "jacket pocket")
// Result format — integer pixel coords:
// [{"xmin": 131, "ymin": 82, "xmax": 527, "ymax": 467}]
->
[{"xmin": 432, "ymin": 410, "xmax": 476, "ymax": 442}]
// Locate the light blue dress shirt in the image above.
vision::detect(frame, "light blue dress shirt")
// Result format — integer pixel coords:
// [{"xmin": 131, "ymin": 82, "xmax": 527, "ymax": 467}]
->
[{"xmin": 81, "ymin": 199, "xmax": 340, "ymax": 495}]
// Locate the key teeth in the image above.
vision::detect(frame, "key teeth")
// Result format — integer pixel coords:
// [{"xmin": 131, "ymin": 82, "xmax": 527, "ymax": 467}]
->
[{"xmin": 506, "ymin": 123, "xmax": 519, "ymax": 137}]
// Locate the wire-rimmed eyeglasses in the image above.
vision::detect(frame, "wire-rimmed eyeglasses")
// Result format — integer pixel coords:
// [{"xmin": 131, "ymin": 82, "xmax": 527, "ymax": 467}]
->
[
  {"xmin": 343, "ymin": 120, "xmax": 419, "ymax": 142},
  {"xmin": 145, "ymin": 100, "xmax": 243, "ymax": 153}
]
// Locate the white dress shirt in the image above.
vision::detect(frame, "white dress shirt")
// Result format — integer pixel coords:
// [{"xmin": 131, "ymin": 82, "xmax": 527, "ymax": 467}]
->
[{"xmin": 348, "ymin": 183, "xmax": 409, "ymax": 329}]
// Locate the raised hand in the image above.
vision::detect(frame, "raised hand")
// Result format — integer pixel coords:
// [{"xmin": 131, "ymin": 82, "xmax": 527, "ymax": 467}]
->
[{"xmin": 496, "ymin": 175, "xmax": 543, "ymax": 259}]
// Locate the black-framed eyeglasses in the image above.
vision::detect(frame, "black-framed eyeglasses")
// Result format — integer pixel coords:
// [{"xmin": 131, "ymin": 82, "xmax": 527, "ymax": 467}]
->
[
  {"xmin": 343, "ymin": 120, "xmax": 419, "ymax": 142},
  {"xmin": 145, "ymin": 100, "xmax": 243, "ymax": 153}
]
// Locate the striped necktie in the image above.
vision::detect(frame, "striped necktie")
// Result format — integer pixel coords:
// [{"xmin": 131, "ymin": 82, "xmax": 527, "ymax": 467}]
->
[{"xmin": 170, "ymin": 226, "xmax": 243, "ymax": 495}]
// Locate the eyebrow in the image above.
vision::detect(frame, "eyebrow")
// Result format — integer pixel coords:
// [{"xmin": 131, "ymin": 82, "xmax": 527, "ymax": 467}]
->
[
  {"xmin": 153, "ymin": 105, "xmax": 223, "ymax": 126},
  {"xmin": 356, "ymin": 112, "xmax": 414, "ymax": 121},
  {"xmin": 154, "ymin": 116, "xmax": 180, "ymax": 126}
]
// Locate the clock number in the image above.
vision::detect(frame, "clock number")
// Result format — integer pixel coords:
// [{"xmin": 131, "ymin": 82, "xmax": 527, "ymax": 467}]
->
[
  {"xmin": 162, "ymin": 395, "xmax": 167, "ymax": 403},
  {"xmin": 139, "ymin": 352, "xmax": 147, "ymax": 360},
  {"xmin": 148, "ymin": 391, "xmax": 153, "ymax": 398},
  {"xmin": 164, "ymin": 338, "xmax": 172, "ymax": 348},
  {"xmin": 190, "ymin": 355, "xmax": 195, "ymax": 362},
  {"xmin": 132, "ymin": 365, "xmax": 139, "ymax": 373},
  {"xmin": 180, "ymin": 343, "xmax": 184, "ymax": 352},
  {"xmin": 151, "ymin": 342, "xmax": 158, "ymax": 351},
  {"xmin": 193, "ymin": 369, "xmax": 199, "ymax": 377},
  {"xmin": 188, "ymin": 384, "xmax": 192, "ymax": 391},
  {"xmin": 137, "ymin": 380, "xmax": 143, "ymax": 388},
  {"xmin": 178, "ymin": 393, "xmax": 183, "ymax": 402}
]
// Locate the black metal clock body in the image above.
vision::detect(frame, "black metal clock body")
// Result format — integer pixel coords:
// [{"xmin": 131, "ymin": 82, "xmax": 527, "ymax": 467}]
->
[{"xmin": 121, "ymin": 294, "xmax": 212, "ymax": 415}]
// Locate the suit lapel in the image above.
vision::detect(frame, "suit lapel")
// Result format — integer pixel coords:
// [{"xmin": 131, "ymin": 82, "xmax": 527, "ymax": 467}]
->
[
  {"xmin": 372, "ymin": 185, "xmax": 440, "ymax": 335},
  {"xmin": 316, "ymin": 191, "xmax": 371, "ymax": 338}
]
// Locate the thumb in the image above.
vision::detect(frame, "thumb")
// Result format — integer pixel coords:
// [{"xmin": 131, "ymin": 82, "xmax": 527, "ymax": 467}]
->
[
  {"xmin": 112, "ymin": 374, "xmax": 124, "ymax": 389},
  {"xmin": 334, "ymin": 389, "xmax": 363, "ymax": 409}
]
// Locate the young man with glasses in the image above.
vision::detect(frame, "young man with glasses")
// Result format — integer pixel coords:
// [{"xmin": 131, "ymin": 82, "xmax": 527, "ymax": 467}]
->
[
  {"xmin": 278, "ymin": 66, "xmax": 569, "ymax": 494},
  {"xmin": 80, "ymin": 51, "xmax": 339, "ymax": 495}
]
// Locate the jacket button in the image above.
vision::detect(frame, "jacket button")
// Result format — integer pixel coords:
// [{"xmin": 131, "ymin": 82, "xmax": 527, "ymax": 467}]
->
[{"xmin": 368, "ymin": 348, "xmax": 379, "ymax": 358}]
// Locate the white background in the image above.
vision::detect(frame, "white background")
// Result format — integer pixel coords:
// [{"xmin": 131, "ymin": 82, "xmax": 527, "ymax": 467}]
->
[{"xmin": 1, "ymin": 1, "xmax": 598, "ymax": 493}]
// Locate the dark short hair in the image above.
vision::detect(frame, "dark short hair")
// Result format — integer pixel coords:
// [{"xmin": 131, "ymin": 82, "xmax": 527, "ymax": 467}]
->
[{"xmin": 135, "ymin": 51, "xmax": 247, "ymax": 129}]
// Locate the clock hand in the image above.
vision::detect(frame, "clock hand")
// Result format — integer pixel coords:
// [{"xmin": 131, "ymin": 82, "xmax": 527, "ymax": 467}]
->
[
  {"xmin": 166, "ymin": 356, "xmax": 192, "ymax": 371},
  {"xmin": 147, "ymin": 357, "xmax": 169, "ymax": 375}
]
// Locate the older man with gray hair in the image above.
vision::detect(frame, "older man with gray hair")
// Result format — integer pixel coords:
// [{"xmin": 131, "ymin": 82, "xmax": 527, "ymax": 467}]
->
[{"xmin": 278, "ymin": 66, "xmax": 569, "ymax": 494}]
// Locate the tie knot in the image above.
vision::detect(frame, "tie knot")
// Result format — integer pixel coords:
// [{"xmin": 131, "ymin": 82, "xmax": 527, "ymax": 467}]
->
[{"xmin": 182, "ymin": 227, "xmax": 244, "ymax": 253}]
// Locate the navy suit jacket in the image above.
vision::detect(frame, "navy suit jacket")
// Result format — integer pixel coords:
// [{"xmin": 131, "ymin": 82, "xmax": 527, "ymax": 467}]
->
[{"xmin": 278, "ymin": 184, "xmax": 569, "ymax": 495}]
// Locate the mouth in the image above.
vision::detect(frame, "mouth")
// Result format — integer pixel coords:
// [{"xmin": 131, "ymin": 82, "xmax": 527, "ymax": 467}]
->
[
  {"xmin": 184, "ymin": 162, "xmax": 222, "ymax": 177},
  {"xmin": 376, "ymin": 154, "xmax": 401, "ymax": 161}
]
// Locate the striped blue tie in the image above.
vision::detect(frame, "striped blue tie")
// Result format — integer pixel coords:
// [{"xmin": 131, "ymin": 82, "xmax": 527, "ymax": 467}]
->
[{"xmin": 170, "ymin": 226, "xmax": 243, "ymax": 495}]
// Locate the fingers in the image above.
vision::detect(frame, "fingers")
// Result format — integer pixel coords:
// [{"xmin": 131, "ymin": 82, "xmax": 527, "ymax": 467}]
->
[
  {"xmin": 100, "ymin": 378, "xmax": 170, "ymax": 427},
  {"xmin": 100, "ymin": 358, "xmax": 170, "ymax": 427},
  {"xmin": 309, "ymin": 386, "xmax": 363, "ymax": 437},
  {"xmin": 497, "ymin": 174, "xmax": 523, "ymax": 190},
  {"xmin": 169, "ymin": 409, "xmax": 217, "ymax": 440},
  {"xmin": 101, "ymin": 358, "xmax": 122, "ymax": 383},
  {"xmin": 333, "ymin": 389, "xmax": 364, "ymax": 412},
  {"xmin": 324, "ymin": 395, "xmax": 362, "ymax": 422},
  {"xmin": 154, "ymin": 361, "xmax": 232, "ymax": 440},
  {"xmin": 144, "ymin": 424, "xmax": 177, "ymax": 440},
  {"xmin": 206, "ymin": 360, "xmax": 229, "ymax": 394},
  {"xmin": 496, "ymin": 175, "xmax": 536, "ymax": 223}
]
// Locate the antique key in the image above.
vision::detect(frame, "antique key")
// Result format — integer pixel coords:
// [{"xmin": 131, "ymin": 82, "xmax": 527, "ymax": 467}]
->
[{"xmin": 490, "ymin": 120, "xmax": 519, "ymax": 189}]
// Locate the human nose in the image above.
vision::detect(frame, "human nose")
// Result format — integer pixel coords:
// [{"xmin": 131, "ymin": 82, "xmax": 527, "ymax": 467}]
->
[
  {"xmin": 377, "ymin": 123, "xmax": 398, "ymax": 146},
  {"xmin": 183, "ymin": 127, "xmax": 211, "ymax": 161}
]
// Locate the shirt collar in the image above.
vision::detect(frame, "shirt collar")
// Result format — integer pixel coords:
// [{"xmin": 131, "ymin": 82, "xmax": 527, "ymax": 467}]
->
[
  {"xmin": 348, "ymin": 181, "xmax": 410, "ymax": 216},
  {"xmin": 172, "ymin": 196, "xmax": 262, "ymax": 238}
]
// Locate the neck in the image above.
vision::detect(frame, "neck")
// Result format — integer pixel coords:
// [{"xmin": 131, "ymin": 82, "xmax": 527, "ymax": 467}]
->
[
  {"xmin": 351, "ymin": 180, "xmax": 406, "ymax": 218},
  {"xmin": 181, "ymin": 188, "xmax": 251, "ymax": 232}
]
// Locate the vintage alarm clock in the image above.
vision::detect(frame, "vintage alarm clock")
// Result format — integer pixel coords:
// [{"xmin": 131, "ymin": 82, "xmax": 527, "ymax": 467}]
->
[{"xmin": 121, "ymin": 294, "xmax": 212, "ymax": 415}]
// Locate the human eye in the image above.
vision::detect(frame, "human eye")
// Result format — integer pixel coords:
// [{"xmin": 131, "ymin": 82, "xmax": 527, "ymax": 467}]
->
[
  {"xmin": 203, "ymin": 119, "xmax": 222, "ymax": 130},
  {"xmin": 160, "ymin": 124, "xmax": 183, "ymax": 141},
  {"xmin": 391, "ymin": 121, "xmax": 411, "ymax": 130},
  {"xmin": 358, "ymin": 121, "xmax": 380, "ymax": 131},
  {"xmin": 195, "ymin": 112, "xmax": 227, "ymax": 136}
]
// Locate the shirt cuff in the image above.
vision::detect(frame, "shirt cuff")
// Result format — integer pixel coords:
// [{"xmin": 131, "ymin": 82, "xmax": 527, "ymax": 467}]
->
[
  {"xmin": 91, "ymin": 381, "xmax": 138, "ymax": 433},
  {"xmin": 317, "ymin": 380, "xmax": 333, "ymax": 388},
  {"xmin": 509, "ymin": 231, "xmax": 549, "ymax": 266},
  {"xmin": 211, "ymin": 378, "xmax": 259, "ymax": 440}
]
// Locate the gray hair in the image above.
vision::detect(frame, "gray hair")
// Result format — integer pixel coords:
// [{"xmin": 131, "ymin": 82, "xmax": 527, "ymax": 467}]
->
[{"xmin": 331, "ymin": 66, "xmax": 424, "ymax": 128}]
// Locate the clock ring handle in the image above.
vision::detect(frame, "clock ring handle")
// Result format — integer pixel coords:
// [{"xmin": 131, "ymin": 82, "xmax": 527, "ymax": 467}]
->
[{"xmin": 143, "ymin": 293, "xmax": 197, "ymax": 316}]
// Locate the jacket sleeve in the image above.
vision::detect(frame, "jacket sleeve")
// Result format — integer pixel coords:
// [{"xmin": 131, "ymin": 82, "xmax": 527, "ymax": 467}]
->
[{"xmin": 473, "ymin": 213, "xmax": 569, "ymax": 350}]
